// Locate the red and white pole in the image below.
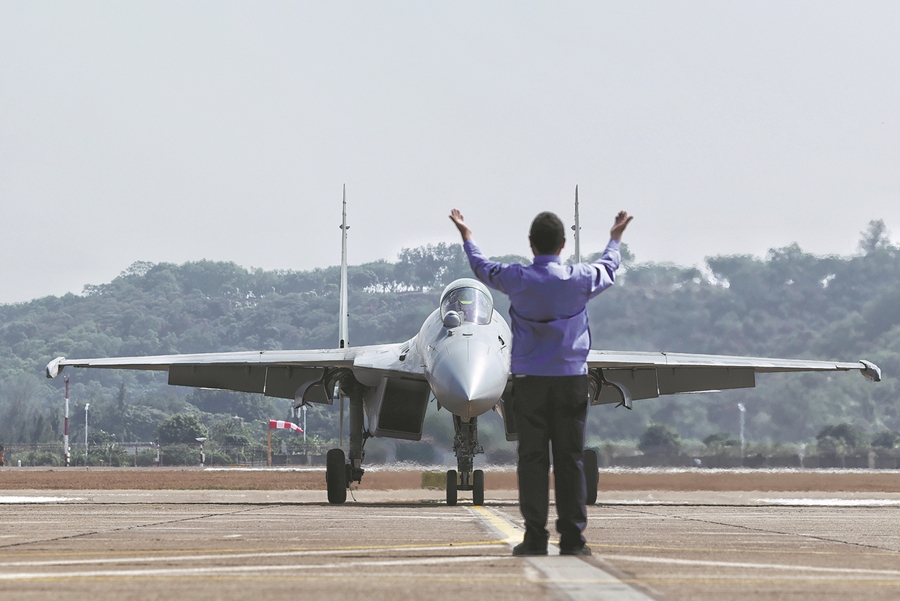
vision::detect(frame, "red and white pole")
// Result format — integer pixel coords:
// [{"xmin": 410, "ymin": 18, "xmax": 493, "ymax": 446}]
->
[{"xmin": 64, "ymin": 377, "xmax": 70, "ymax": 467}]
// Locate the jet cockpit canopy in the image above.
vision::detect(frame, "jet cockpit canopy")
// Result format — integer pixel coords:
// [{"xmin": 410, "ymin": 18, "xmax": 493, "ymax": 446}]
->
[{"xmin": 440, "ymin": 279, "xmax": 493, "ymax": 326}]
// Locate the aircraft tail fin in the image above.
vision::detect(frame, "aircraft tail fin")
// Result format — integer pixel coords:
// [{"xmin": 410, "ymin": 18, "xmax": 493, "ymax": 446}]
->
[{"xmin": 338, "ymin": 185, "xmax": 349, "ymax": 349}]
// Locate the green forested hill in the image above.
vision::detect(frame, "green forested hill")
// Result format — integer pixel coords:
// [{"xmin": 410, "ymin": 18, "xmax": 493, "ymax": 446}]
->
[
  {"xmin": 0, "ymin": 244, "xmax": 470, "ymax": 450},
  {"xmin": 1, "ymin": 224, "xmax": 898, "ymax": 455},
  {"xmin": 588, "ymin": 220, "xmax": 899, "ymax": 443}
]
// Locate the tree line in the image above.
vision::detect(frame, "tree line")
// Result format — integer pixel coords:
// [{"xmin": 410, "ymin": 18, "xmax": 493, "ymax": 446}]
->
[{"xmin": 0, "ymin": 221, "xmax": 897, "ymax": 463}]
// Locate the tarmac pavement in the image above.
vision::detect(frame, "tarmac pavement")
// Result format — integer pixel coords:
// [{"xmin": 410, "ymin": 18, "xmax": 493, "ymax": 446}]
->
[{"xmin": 2, "ymin": 490, "xmax": 900, "ymax": 600}]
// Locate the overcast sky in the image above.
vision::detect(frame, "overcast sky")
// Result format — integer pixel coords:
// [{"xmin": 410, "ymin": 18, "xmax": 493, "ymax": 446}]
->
[{"xmin": 2, "ymin": 2, "xmax": 898, "ymax": 304}]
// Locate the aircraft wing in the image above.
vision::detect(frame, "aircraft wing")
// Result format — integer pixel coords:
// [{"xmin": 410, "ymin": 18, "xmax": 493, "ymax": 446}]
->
[
  {"xmin": 587, "ymin": 350, "xmax": 882, "ymax": 406},
  {"xmin": 45, "ymin": 341, "xmax": 425, "ymax": 402}
]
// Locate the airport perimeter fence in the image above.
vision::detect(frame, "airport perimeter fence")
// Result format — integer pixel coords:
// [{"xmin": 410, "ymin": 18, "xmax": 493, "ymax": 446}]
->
[
  {"xmin": 4, "ymin": 443, "xmax": 900, "ymax": 470},
  {"xmin": 0, "ymin": 442, "xmax": 322, "ymax": 468},
  {"xmin": 595, "ymin": 449, "xmax": 900, "ymax": 469}
]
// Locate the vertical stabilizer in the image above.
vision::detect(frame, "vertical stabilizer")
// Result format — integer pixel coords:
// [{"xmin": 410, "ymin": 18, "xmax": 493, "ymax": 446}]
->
[
  {"xmin": 339, "ymin": 185, "xmax": 349, "ymax": 349},
  {"xmin": 573, "ymin": 185, "xmax": 581, "ymax": 263}
]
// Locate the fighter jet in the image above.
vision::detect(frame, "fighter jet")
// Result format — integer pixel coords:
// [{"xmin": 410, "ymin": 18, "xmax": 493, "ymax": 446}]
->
[{"xmin": 45, "ymin": 188, "xmax": 883, "ymax": 505}]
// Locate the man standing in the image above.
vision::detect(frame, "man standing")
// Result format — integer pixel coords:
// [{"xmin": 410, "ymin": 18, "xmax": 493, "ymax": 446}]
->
[{"xmin": 449, "ymin": 207, "xmax": 632, "ymax": 556}]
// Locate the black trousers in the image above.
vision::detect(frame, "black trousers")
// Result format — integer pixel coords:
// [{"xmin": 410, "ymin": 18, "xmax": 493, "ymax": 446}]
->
[{"xmin": 513, "ymin": 374, "xmax": 588, "ymax": 549}]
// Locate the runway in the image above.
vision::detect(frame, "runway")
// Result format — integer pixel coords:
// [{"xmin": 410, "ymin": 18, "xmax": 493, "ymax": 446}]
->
[{"xmin": 2, "ymin": 490, "xmax": 900, "ymax": 600}]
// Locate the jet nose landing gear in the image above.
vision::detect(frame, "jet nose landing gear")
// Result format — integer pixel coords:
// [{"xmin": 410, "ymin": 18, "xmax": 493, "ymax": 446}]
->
[
  {"xmin": 446, "ymin": 469, "xmax": 485, "ymax": 506},
  {"xmin": 447, "ymin": 415, "xmax": 485, "ymax": 506}
]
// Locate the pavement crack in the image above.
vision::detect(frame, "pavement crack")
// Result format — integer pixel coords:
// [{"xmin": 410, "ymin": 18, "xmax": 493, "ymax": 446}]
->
[
  {"xmin": 0, "ymin": 505, "xmax": 269, "ymax": 552},
  {"xmin": 612, "ymin": 506, "xmax": 900, "ymax": 554}
]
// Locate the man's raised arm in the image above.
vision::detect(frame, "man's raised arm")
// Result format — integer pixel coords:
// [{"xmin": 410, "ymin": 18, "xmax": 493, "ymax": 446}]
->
[
  {"xmin": 449, "ymin": 208, "xmax": 473, "ymax": 242},
  {"xmin": 609, "ymin": 210, "xmax": 633, "ymax": 242}
]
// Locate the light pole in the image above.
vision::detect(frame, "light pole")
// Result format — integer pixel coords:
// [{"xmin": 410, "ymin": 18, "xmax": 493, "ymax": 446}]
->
[
  {"xmin": 738, "ymin": 403, "xmax": 746, "ymax": 461},
  {"xmin": 63, "ymin": 377, "xmax": 70, "ymax": 467},
  {"xmin": 84, "ymin": 403, "xmax": 90, "ymax": 465},
  {"xmin": 196, "ymin": 437, "xmax": 207, "ymax": 467}
]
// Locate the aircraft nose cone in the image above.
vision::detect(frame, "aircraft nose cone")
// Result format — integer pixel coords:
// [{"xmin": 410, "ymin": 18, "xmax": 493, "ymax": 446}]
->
[{"xmin": 430, "ymin": 338, "xmax": 508, "ymax": 418}]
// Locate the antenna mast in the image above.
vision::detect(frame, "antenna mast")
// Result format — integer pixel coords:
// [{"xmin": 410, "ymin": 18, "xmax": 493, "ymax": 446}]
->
[
  {"xmin": 64, "ymin": 377, "xmax": 70, "ymax": 467},
  {"xmin": 573, "ymin": 185, "xmax": 581, "ymax": 263},
  {"xmin": 338, "ymin": 185, "xmax": 349, "ymax": 348}
]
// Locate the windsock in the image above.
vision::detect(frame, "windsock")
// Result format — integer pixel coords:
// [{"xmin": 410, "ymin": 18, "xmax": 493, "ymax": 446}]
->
[{"xmin": 268, "ymin": 420, "xmax": 303, "ymax": 433}]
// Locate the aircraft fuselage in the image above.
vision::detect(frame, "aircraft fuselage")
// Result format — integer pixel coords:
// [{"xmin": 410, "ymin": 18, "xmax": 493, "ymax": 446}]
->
[{"xmin": 416, "ymin": 301, "xmax": 511, "ymax": 419}]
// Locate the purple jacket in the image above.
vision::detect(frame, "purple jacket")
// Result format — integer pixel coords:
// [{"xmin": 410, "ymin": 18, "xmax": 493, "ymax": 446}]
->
[{"xmin": 463, "ymin": 239, "xmax": 621, "ymax": 376}]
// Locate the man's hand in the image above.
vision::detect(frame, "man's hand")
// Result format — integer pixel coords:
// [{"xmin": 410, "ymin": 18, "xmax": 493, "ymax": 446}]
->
[
  {"xmin": 449, "ymin": 209, "xmax": 473, "ymax": 242},
  {"xmin": 610, "ymin": 211, "xmax": 633, "ymax": 242}
]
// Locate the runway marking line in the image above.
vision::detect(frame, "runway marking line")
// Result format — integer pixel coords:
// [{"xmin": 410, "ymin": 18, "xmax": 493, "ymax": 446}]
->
[
  {"xmin": 8, "ymin": 573, "xmax": 900, "ymax": 588},
  {"xmin": 0, "ymin": 541, "xmax": 509, "ymax": 567},
  {"xmin": 469, "ymin": 506, "xmax": 520, "ymax": 544},
  {"xmin": 588, "ymin": 541, "xmax": 900, "ymax": 559},
  {"xmin": 755, "ymin": 498, "xmax": 900, "ymax": 506},
  {"xmin": 470, "ymin": 506, "xmax": 660, "ymax": 601},
  {"xmin": 0, "ymin": 496, "xmax": 84, "ymax": 503},
  {"xmin": 602, "ymin": 553, "xmax": 900, "ymax": 577},
  {"xmin": 0, "ymin": 554, "xmax": 519, "ymax": 582},
  {"xmin": 3, "ymin": 574, "xmax": 625, "ymax": 585}
]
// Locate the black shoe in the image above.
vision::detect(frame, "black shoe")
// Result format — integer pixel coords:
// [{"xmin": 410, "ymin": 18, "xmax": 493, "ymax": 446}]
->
[
  {"xmin": 559, "ymin": 545, "xmax": 592, "ymax": 556},
  {"xmin": 512, "ymin": 541, "xmax": 548, "ymax": 556}
]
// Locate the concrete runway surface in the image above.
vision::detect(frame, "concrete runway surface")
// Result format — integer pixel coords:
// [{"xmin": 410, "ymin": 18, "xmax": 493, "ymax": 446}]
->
[{"xmin": 2, "ymin": 491, "xmax": 900, "ymax": 601}]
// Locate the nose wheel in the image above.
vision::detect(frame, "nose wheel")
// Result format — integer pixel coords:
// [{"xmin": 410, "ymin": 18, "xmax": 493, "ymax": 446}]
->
[
  {"xmin": 445, "ymin": 468, "xmax": 484, "ymax": 506},
  {"xmin": 446, "ymin": 470, "xmax": 458, "ymax": 506},
  {"xmin": 448, "ymin": 415, "xmax": 485, "ymax": 505},
  {"xmin": 473, "ymin": 469, "xmax": 484, "ymax": 505}
]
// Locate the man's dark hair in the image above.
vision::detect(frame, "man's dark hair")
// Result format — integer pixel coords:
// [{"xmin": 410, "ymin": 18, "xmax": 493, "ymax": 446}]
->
[{"xmin": 529, "ymin": 212, "xmax": 565, "ymax": 255}]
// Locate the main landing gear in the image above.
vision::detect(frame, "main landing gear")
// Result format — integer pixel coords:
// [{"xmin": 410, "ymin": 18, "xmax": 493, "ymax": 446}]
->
[
  {"xmin": 326, "ymin": 448, "xmax": 348, "ymax": 504},
  {"xmin": 585, "ymin": 448, "xmax": 599, "ymax": 505},
  {"xmin": 447, "ymin": 415, "xmax": 484, "ymax": 506},
  {"xmin": 325, "ymin": 379, "xmax": 367, "ymax": 505}
]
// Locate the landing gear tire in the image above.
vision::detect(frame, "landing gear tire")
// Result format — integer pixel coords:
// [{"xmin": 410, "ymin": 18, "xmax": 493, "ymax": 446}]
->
[
  {"xmin": 326, "ymin": 448, "xmax": 347, "ymax": 504},
  {"xmin": 584, "ymin": 449, "xmax": 599, "ymax": 505},
  {"xmin": 473, "ymin": 469, "xmax": 484, "ymax": 506},
  {"xmin": 446, "ymin": 470, "xmax": 458, "ymax": 506}
]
